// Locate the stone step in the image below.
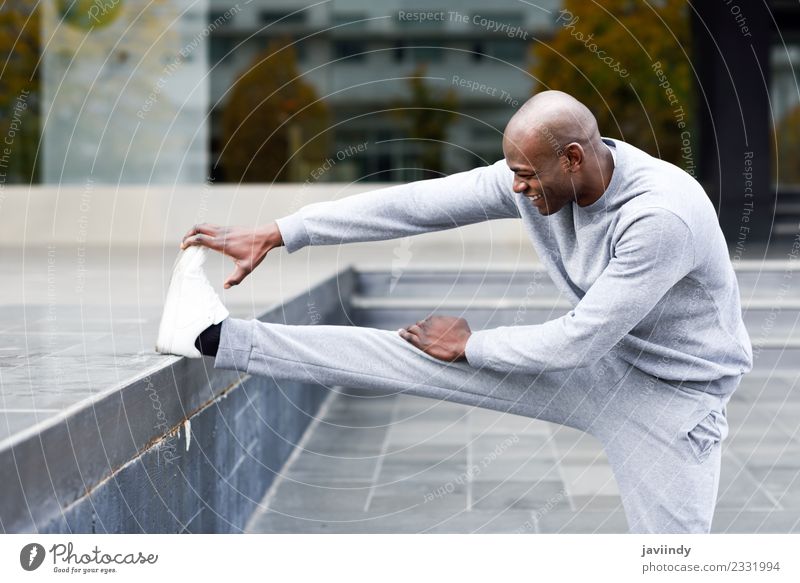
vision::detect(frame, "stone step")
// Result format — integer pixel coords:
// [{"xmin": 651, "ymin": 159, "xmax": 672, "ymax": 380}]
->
[
  {"xmin": 354, "ymin": 268, "xmax": 800, "ymax": 299},
  {"xmin": 350, "ymin": 295, "xmax": 800, "ymax": 311}
]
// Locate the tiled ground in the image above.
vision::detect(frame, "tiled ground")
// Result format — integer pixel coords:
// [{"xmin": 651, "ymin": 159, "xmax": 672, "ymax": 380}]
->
[
  {"xmin": 247, "ymin": 388, "xmax": 594, "ymax": 534},
  {"xmin": 247, "ymin": 371, "xmax": 800, "ymax": 533}
]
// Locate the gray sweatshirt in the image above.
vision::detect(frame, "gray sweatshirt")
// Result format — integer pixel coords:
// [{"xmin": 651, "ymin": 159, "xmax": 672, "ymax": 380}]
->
[{"xmin": 275, "ymin": 138, "xmax": 753, "ymax": 393}]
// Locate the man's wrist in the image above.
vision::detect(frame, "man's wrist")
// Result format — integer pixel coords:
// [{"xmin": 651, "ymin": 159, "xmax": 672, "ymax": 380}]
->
[
  {"xmin": 273, "ymin": 213, "xmax": 310, "ymax": 254},
  {"xmin": 258, "ymin": 222, "xmax": 284, "ymax": 249},
  {"xmin": 463, "ymin": 330, "xmax": 488, "ymax": 368},
  {"xmin": 457, "ymin": 332, "xmax": 471, "ymax": 361}
]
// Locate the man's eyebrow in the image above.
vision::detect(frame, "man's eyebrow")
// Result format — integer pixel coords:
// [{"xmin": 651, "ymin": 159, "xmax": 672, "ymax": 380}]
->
[{"xmin": 509, "ymin": 167, "xmax": 537, "ymax": 174}]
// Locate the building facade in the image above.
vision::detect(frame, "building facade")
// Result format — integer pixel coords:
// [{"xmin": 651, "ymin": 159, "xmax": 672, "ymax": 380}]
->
[{"xmin": 207, "ymin": 0, "xmax": 559, "ymax": 182}]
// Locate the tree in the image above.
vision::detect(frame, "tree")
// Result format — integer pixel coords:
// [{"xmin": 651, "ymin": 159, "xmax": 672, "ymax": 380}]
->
[
  {"xmin": 220, "ymin": 39, "xmax": 329, "ymax": 183},
  {"xmin": 773, "ymin": 103, "xmax": 800, "ymax": 187},
  {"xmin": 0, "ymin": 0, "xmax": 41, "ymax": 183},
  {"xmin": 531, "ymin": 0, "xmax": 693, "ymax": 167},
  {"xmin": 392, "ymin": 65, "xmax": 458, "ymax": 175}
]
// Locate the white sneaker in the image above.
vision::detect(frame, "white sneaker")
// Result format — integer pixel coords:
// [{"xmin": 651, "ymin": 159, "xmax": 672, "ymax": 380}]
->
[{"xmin": 155, "ymin": 246, "xmax": 229, "ymax": 358}]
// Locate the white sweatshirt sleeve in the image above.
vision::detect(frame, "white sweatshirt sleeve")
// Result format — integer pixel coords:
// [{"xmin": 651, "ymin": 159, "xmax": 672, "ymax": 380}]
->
[
  {"xmin": 464, "ymin": 208, "xmax": 696, "ymax": 374},
  {"xmin": 274, "ymin": 159, "xmax": 520, "ymax": 253}
]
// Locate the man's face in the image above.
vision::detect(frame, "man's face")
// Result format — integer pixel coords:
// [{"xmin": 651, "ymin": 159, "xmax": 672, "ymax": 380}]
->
[{"xmin": 502, "ymin": 133, "xmax": 577, "ymax": 216}]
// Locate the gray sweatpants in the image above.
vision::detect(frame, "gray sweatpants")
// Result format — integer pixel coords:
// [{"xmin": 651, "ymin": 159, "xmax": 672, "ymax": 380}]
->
[{"xmin": 213, "ymin": 317, "xmax": 741, "ymax": 534}]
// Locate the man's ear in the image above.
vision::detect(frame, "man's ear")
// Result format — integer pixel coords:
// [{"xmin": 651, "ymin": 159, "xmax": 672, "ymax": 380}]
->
[{"xmin": 564, "ymin": 143, "xmax": 583, "ymax": 173}]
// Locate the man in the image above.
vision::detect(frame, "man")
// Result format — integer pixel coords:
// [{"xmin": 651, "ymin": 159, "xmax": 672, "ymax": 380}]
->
[{"xmin": 156, "ymin": 90, "xmax": 753, "ymax": 533}]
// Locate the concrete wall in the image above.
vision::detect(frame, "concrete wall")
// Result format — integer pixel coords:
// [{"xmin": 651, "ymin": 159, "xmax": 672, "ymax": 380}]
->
[
  {"xmin": 0, "ymin": 183, "xmax": 527, "ymax": 248},
  {"xmin": 2, "ymin": 270, "xmax": 355, "ymax": 533}
]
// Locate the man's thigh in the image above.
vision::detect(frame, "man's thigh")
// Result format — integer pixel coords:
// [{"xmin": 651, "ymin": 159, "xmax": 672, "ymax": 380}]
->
[
  {"xmin": 594, "ymin": 365, "xmax": 730, "ymax": 533},
  {"xmin": 604, "ymin": 418, "xmax": 723, "ymax": 533}
]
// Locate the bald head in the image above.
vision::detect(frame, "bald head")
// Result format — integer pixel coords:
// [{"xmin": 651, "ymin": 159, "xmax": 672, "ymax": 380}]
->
[
  {"xmin": 504, "ymin": 90, "xmax": 601, "ymax": 157},
  {"xmin": 502, "ymin": 91, "xmax": 614, "ymax": 215}
]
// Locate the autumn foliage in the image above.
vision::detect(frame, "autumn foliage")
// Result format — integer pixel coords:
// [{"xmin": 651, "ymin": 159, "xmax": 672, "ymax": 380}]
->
[
  {"xmin": 0, "ymin": 0, "xmax": 40, "ymax": 183},
  {"xmin": 531, "ymin": 0, "xmax": 693, "ymax": 166},
  {"xmin": 220, "ymin": 40, "xmax": 329, "ymax": 183},
  {"xmin": 391, "ymin": 65, "xmax": 458, "ymax": 175}
]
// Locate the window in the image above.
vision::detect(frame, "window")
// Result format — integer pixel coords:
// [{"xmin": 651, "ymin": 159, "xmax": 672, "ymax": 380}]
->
[
  {"xmin": 334, "ymin": 41, "xmax": 367, "ymax": 61},
  {"xmin": 333, "ymin": 13, "xmax": 367, "ymax": 28},
  {"xmin": 394, "ymin": 40, "xmax": 444, "ymax": 63},
  {"xmin": 209, "ymin": 37, "xmax": 236, "ymax": 63},
  {"xmin": 259, "ymin": 10, "xmax": 306, "ymax": 26},
  {"xmin": 483, "ymin": 40, "xmax": 526, "ymax": 63},
  {"xmin": 208, "ymin": 10, "xmax": 228, "ymax": 26},
  {"xmin": 293, "ymin": 38, "xmax": 308, "ymax": 63},
  {"xmin": 392, "ymin": 42, "xmax": 405, "ymax": 62},
  {"xmin": 471, "ymin": 126, "xmax": 503, "ymax": 141}
]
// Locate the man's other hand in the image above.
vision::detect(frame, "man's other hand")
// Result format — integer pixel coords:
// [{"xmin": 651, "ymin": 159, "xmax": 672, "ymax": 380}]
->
[
  {"xmin": 398, "ymin": 315, "xmax": 471, "ymax": 362},
  {"xmin": 180, "ymin": 222, "xmax": 283, "ymax": 289}
]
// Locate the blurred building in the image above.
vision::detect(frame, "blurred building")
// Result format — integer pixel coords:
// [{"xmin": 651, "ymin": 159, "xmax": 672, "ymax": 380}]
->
[
  {"xmin": 0, "ymin": 0, "xmax": 796, "ymax": 245},
  {"xmin": 41, "ymin": 0, "xmax": 209, "ymax": 184},
  {"xmin": 207, "ymin": 0, "xmax": 560, "ymax": 182},
  {"xmin": 693, "ymin": 0, "xmax": 800, "ymax": 243}
]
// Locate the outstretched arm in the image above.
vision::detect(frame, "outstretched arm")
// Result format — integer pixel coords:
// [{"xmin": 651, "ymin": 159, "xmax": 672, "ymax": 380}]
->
[
  {"xmin": 464, "ymin": 208, "xmax": 694, "ymax": 373},
  {"xmin": 182, "ymin": 160, "xmax": 519, "ymax": 287},
  {"xmin": 400, "ymin": 209, "xmax": 695, "ymax": 374},
  {"xmin": 275, "ymin": 159, "xmax": 520, "ymax": 253}
]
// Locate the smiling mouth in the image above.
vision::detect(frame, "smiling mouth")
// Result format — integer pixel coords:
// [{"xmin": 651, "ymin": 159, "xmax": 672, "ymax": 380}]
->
[{"xmin": 528, "ymin": 194, "xmax": 543, "ymax": 202}]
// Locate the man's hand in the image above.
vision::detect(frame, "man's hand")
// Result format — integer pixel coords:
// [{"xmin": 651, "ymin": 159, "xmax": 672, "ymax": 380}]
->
[
  {"xmin": 180, "ymin": 222, "xmax": 283, "ymax": 289},
  {"xmin": 398, "ymin": 315, "xmax": 471, "ymax": 362}
]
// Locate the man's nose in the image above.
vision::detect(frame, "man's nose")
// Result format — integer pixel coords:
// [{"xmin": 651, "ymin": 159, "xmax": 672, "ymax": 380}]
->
[{"xmin": 513, "ymin": 179, "xmax": 527, "ymax": 194}]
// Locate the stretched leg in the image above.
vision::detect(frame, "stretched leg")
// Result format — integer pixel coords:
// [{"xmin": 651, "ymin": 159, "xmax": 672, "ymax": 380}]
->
[
  {"xmin": 213, "ymin": 317, "xmax": 630, "ymax": 435},
  {"xmin": 594, "ymin": 366, "xmax": 733, "ymax": 533},
  {"xmin": 213, "ymin": 317, "xmax": 737, "ymax": 532}
]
